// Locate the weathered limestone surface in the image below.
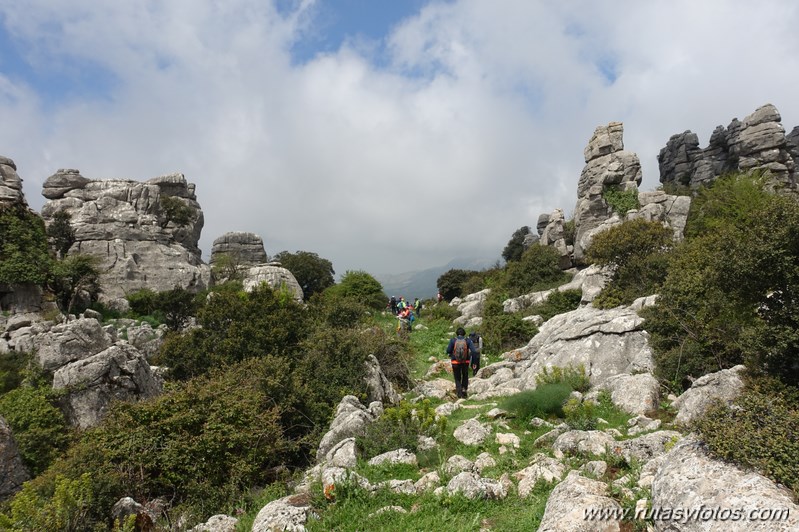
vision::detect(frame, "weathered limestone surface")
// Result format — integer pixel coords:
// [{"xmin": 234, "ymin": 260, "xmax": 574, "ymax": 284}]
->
[
  {"xmin": 40, "ymin": 169, "xmax": 211, "ymax": 307},
  {"xmin": 0, "ymin": 416, "xmax": 28, "ymax": 499},
  {"xmin": 209, "ymin": 231, "xmax": 268, "ymax": 267},
  {"xmin": 241, "ymin": 263, "xmax": 304, "ymax": 302},
  {"xmin": 659, "ymin": 103, "xmax": 798, "ymax": 191}
]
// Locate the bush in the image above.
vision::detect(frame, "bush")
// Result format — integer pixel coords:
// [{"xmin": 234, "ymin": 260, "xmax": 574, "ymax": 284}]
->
[
  {"xmin": 0, "ymin": 204, "xmax": 51, "ymax": 285},
  {"xmin": 425, "ymin": 301, "xmax": 461, "ymax": 323},
  {"xmin": 502, "ymin": 226, "xmax": 532, "ymax": 263},
  {"xmin": 500, "ymin": 384, "xmax": 572, "ymax": 422},
  {"xmin": 535, "ymin": 364, "xmax": 590, "ymax": 393},
  {"xmin": 501, "ymin": 245, "xmax": 569, "ymax": 297},
  {"xmin": 526, "ymin": 289, "xmax": 582, "ymax": 322},
  {"xmin": 563, "ymin": 397, "xmax": 597, "ymax": 430},
  {"xmin": 0, "ymin": 351, "xmax": 29, "ymax": 395},
  {"xmin": 274, "ymin": 250, "xmax": 335, "ymax": 301},
  {"xmin": 602, "ymin": 187, "xmax": 640, "ymax": 215},
  {"xmin": 327, "ymin": 270, "xmax": 386, "ymax": 310},
  {"xmin": 586, "ymin": 219, "xmax": 674, "ymax": 309},
  {"xmin": 0, "ymin": 385, "xmax": 70, "ymax": 476},
  {"xmin": 436, "ymin": 269, "xmax": 475, "ymax": 301},
  {"xmin": 481, "ymin": 291, "xmax": 538, "ymax": 353},
  {"xmin": 159, "ymin": 195, "xmax": 193, "ymax": 228},
  {"xmin": 0, "ymin": 473, "xmax": 95, "ymax": 531},
  {"xmin": 158, "ymin": 283, "xmax": 310, "ymax": 380},
  {"xmin": 47, "ymin": 254, "xmax": 101, "ymax": 314},
  {"xmin": 644, "ymin": 177, "xmax": 799, "ymax": 388},
  {"xmin": 46, "ymin": 209, "xmax": 76, "ymax": 259},
  {"xmin": 695, "ymin": 377, "xmax": 799, "ymax": 493},
  {"xmin": 357, "ymin": 400, "xmax": 445, "ymax": 458}
]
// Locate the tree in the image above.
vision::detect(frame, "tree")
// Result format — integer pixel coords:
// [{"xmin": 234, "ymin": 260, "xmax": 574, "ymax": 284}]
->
[
  {"xmin": 47, "ymin": 255, "xmax": 101, "ymax": 314},
  {"xmin": 274, "ymin": 250, "xmax": 335, "ymax": 300},
  {"xmin": 158, "ymin": 195, "xmax": 193, "ymax": 229},
  {"xmin": 326, "ymin": 270, "xmax": 386, "ymax": 310},
  {"xmin": 46, "ymin": 209, "xmax": 75, "ymax": 259},
  {"xmin": 436, "ymin": 268, "xmax": 474, "ymax": 301},
  {"xmin": 0, "ymin": 205, "xmax": 51, "ymax": 285},
  {"xmin": 501, "ymin": 225, "xmax": 531, "ymax": 263},
  {"xmin": 501, "ymin": 244, "xmax": 567, "ymax": 297}
]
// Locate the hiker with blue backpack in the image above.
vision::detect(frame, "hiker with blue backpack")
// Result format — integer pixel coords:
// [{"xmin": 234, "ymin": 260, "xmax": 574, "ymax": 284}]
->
[{"xmin": 446, "ymin": 327, "xmax": 479, "ymax": 399}]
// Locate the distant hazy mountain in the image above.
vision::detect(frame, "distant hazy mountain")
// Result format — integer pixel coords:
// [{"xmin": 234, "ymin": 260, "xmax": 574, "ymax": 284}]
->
[{"xmin": 376, "ymin": 257, "xmax": 498, "ymax": 300}]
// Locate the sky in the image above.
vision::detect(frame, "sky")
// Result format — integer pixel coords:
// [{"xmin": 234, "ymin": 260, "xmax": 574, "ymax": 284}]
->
[{"xmin": 2, "ymin": 0, "xmax": 799, "ymax": 277}]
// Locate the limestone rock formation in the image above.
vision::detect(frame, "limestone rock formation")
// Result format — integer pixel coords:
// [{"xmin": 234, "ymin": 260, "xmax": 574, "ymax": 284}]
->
[
  {"xmin": 209, "ymin": 231, "xmax": 268, "ymax": 268},
  {"xmin": 538, "ymin": 470, "xmax": 622, "ymax": 531},
  {"xmin": 572, "ymin": 122, "xmax": 642, "ymax": 262},
  {"xmin": 510, "ymin": 301, "xmax": 655, "ymax": 389},
  {"xmin": 659, "ymin": 103, "xmax": 798, "ymax": 191},
  {"xmin": 251, "ymin": 493, "xmax": 316, "ymax": 532},
  {"xmin": 241, "ymin": 263, "xmax": 304, "ymax": 303},
  {"xmin": 0, "ymin": 156, "xmax": 26, "ymax": 206},
  {"xmin": 671, "ymin": 365, "xmax": 745, "ymax": 426},
  {"xmin": 0, "ymin": 416, "xmax": 29, "ymax": 499},
  {"xmin": 52, "ymin": 343, "xmax": 163, "ymax": 429},
  {"xmin": 33, "ymin": 317, "xmax": 113, "ymax": 372},
  {"xmin": 651, "ymin": 437, "xmax": 799, "ymax": 531},
  {"xmin": 316, "ymin": 396, "xmax": 383, "ymax": 461},
  {"xmin": 584, "ymin": 372, "xmax": 660, "ymax": 416},
  {"xmin": 538, "ymin": 208, "xmax": 573, "ymax": 269},
  {"xmin": 40, "ymin": 169, "xmax": 211, "ymax": 308}
]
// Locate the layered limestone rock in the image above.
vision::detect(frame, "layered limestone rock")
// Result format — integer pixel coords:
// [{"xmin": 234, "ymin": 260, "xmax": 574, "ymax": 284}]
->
[
  {"xmin": 241, "ymin": 263, "xmax": 304, "ymax": 302},
  {"xmin": 0, "ymin": 156, "xmax": 26, "ymax": 206},
  {"xmin": 572, "ymin": 122, "xmax": 642, "ymax": 262},
  {"xmin": 52, "ymin": 343, "xmax": 163, "ymax": 429},
  {"xmin": 651, "ymin": 438, "xmax": 799, "ymax": 531},
  {"xmin": 40, "ymin": 169, "xmax": 211, "ymax": 307},
  {"xmin": 209, "ymin": 231, "xmax": 268, "ymax": 267},
  {"xmin": 659, "ymin": 103, "xmax": 798, "ymax": 191}
]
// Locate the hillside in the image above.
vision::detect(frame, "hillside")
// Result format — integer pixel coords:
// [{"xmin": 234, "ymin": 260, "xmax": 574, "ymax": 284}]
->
[{"xmin": 0, "ymin": 103, "xmax": 798, "ymax": 531}]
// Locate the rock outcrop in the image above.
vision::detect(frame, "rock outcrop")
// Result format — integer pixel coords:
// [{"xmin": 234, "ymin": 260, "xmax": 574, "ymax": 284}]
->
[
  {"xmin": 0, "ymin": 416, "xmax": 29, "ymax": 499},
  {"xmin": 651, "ymin": 438, "xmax": 799, "ymax": 531},
  {"xmin": 538, "ymin": 470, "xmax": 622, "ymax": 532},
  {"xmin": 209, "ymin": 231, "xmax": 268, "ymax": 268},
  {"xmin": 671, "ymin": 365, "xmax": 745, "ymax": 426},
  {"xmin": 572, "ymin": 122, "xmax": 642, "ymax": 262},
  {"xmin": 40, "ymin": 169, "xmax": 211, "ymax": 308},
  {"xmin": 659, "ymin": 103, "xmax": 799, "ymax": 192},
  {"xmin": 52, "ymin": 343, "xmax": 163, "ymax": 429},
  {"xmin": 241, "ymin": 263, "xmax": 304, "ymax": 302},
  {"xmin": 0, "ymin": 156, "xmax": 26, "ymax": 206}
]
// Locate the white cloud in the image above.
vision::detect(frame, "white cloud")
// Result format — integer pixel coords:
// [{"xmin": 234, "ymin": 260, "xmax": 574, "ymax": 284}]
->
[{"xmin": 1, "ymin": 0, "xmax": 799, "ymax": 275}]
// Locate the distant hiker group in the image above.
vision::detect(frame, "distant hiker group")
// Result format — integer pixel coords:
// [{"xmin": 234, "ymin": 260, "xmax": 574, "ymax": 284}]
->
[{"xmin": 389, "ymin": 296, "xmax": 422, "ymax": 332}]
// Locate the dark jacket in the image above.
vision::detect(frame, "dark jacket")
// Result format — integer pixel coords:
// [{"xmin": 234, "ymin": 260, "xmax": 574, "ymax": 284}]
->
[{"xmin": 446, "ymin": 335, "xmax": 478, "ymax": 365}]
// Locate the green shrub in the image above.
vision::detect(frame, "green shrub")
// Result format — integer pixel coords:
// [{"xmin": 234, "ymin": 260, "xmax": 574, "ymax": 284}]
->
[
  {"xmin": 563, "ymin": 397, "xmax": 597, "ymax": 430},
  {"xmin": 0, "ymin": 473, "xmax": 95, "ymax": 532},
  {"xmin": 502, "ymin": 226, "xmax": 532, "ymax": 263},
  {"xmin": 602, "ymin": 187, "xmax": 640, "ymax": 215},
  {"xmin": 357, "ymin": 400, "xmax": 445, "ymax": 458},
  {"xmin": 0, "ymin": 351, "xmax": 29, "ymax": 395},
  {"xmin": 535, "ymin": 364, "xmax": 590, "ymax": 393},
  {"xmin": 502, "ymin": 245, "xmax": 569, "ymax": 297},
  {"xmin": 47, "ymin": 254, "xmax": 101, "ymax": 314},
  {"xmin": 425, "ymin": 302, "xmax": 460, "ymax": 323},
  {"xmin": 482, "ymin": 291, "xmax": 538, "ymax": 353},
  {"xmin": 46, "ymin": 209, "xmax": 76, "ymax": 259},
  {"xmin": 695, "ymin": 377, "xmax": 799, "ymax": 493},
  {"xmin": 159, "ymin": 195, "xmax": 193, "ymax": 228},
  {"xmin": 0, "ymin": 204, "xmax": 51, "ymax": 285},
  {"xmin": 326, "ymin": 270, "xmax": 386, "ymax": 310},
  {"xmin": 644, "ymin": 179, "xmax": 799, "ymax": 388},
  {"xmin": 125, "ymin": 288, "xmax": 159, "ymax": 316},
  {"xmin": 158, "ymin": 283, "xmax": 310, "ymax": 380},
  {"xmin": 500, "ymin": 384, "xmax": 572, "ymax": 422},
  {"xmin": 273, "ymin": 250, "xmax": 335, "ymax": 301},
  {"xmin": 587, "ymin": 218, "xmax": 674, "ymax": 309},
  {"xmin": 0, "ymin": 385, "xmax": 70, "ymax": 476},
  {"xmin": 527, "ymin": 289, "xmax": 582, "ymax": 322},
  {"xmin": 436, "ymin": 268, "xmax": 475, "ymax": 301}
]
